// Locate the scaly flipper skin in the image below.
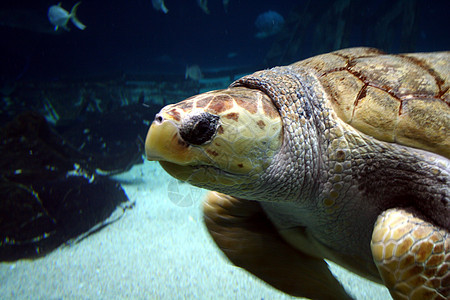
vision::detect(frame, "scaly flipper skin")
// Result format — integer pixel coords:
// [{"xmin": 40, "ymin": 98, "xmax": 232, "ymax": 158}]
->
[
  {"xmin": 203, "ymin": 191, "xmax": 352, "ymax": 300},
  {"xmin": 371, "ymin": 208, "xmax": 449, "ymax": 299}
]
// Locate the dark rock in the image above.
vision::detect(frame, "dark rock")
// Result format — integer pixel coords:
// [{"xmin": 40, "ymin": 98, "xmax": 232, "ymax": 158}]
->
[
  {"xmin": 54, "ymin": 103, "xmax": 159, "ymax": 175},
  {"xmin": 0, "ymin": 112, "xmax": 133, "ymax": 261}
]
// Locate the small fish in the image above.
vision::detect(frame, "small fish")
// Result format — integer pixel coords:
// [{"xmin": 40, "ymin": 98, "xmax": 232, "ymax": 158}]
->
[
  {"xmin": 152, "ymin": 0, "xmax": 169, "ymax": 14},
  {"xmin": 185, "ymin": 65, "xmax": 203, "ymax": 81},
  {"xmin": 196, "ymin": 0, "xmax": 209, "ymax": 14},
  {"xmin": 48, "ymin": 2, "xmax": 86, "ymax": 31},
  {"xmin": 254, "ymin": 10, "xmax": 285, "ymax": 39}
]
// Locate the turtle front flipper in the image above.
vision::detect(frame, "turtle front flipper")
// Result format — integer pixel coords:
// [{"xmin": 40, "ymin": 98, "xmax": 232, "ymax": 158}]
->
[
  {"xmin": 203, "ymin": 191, "xmax": 352, "ymax": 299},
  {"xmin": 371, "ymin": 208, "xmax": 449, "ymax": 300}
]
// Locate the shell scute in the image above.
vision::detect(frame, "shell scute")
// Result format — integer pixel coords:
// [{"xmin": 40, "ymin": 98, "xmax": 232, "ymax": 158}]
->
[
  {"xmin": 292, "ymin": 53, "xmax": 347, "ymax": 76},
  {"xmin": 296, "ymin": 48, "xmax": 450, "ymax": 158},
  {"xmin": 397, "ymin": 97, "xmax": 449, "ymax": 154},
  {"xmin": 350, "ymin": 55, "xmax": 440, "ymax": 98},
  {"xmin": 352, "ymin": 86, "xmax": 401, "ymax": 142},
  {"xmin": 319, "ymin": 70, "xmax": 364, "ymax": 123}
]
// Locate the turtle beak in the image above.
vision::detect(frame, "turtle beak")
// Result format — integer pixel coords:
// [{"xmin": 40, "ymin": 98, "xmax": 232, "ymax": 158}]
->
[
  {"xmin": 145, "ymin": 116, "xmax": 176, "ymax": 161},
  {"xmin": 145, "ymin": 113, "xmax": 206, "ymax": 181},
  {"xmin": 145, "ymin": 113, "xmax": 195, "ymax": 165}
]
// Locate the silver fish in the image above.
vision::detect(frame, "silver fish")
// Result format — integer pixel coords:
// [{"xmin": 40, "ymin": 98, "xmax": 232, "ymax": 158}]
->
[
  {"xmin": 254, "ymin": 10, "xmax": 285, "ymax": 39},
  {"xmin": 152, "ymin": 0, "xmax": 169, "ymax": 14},
  {"xmin": 185, "ymin": 65, "xmax": 203, "ymax": 81},
  {"xmin": 196, "ymin": 0, "xmax": 209, "ymax": 14},
  {"xmin": 48, "ymin": 2, "xmax": 86, "ymax": 31}
]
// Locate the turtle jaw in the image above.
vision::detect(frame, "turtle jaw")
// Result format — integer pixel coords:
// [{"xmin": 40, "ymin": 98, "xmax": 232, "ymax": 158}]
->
[
  {"xmin": 145, "ymin": 118, "xmax": 199, "ymax": 180},
  {"xmin": 158, "ymin": 161, "xmax": 197, "ymax": 182},
  {"xmin": 146, "ymin": 120, "xmax": 198, "ymax": 182},
  {"xmin": 145, "ymin": 118, "xmax": 240, "ymax": 186},
  {"xmin": 159, "ymin": 161, "xmax": 241, "ymax": 186},
  {"xmin": 145, "ymin": 119, "xmax": 193, "ymax": 163}
]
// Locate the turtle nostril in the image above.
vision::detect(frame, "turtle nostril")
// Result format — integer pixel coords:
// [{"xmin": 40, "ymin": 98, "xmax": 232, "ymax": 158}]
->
[{"xmin": 154, "ymin": 114, "xmax": 164, "ymax": 124}]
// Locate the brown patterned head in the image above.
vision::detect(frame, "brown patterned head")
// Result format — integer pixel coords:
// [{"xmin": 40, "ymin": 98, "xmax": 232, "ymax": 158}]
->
[{"xmin": 145, "ymin": 87, "xmax": 283, "ymax": 189}]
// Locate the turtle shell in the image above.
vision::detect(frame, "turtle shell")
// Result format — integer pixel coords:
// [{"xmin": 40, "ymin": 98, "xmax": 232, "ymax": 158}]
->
[{"xmin": 292, "ymin": 47, "xmax": 450, "ymax": 158}]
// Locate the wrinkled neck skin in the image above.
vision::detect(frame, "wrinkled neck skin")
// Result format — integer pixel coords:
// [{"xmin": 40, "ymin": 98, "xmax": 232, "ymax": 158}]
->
[{"xmin": 231, "ymin": 66, "xmax": 329, "ymax": 205}]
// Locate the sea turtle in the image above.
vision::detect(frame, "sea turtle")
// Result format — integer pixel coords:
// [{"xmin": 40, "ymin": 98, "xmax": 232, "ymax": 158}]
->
[{"xmin": 145, "ymin": 47, "xmax": 449, "ymax": 299}]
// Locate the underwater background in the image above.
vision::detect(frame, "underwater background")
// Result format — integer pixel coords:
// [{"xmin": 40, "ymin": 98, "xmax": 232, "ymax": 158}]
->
[{"xmin": 0, "ymin": 0, "xmax": 449, "ymax": 299}]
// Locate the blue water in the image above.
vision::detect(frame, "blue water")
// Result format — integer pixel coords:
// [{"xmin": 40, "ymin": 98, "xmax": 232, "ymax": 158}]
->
[
  {"xmin": 1, "ymin": 0, "xmax": 449, "ymax": 81},
  {"xmin": 0, "ymin": 0, "xmax": 449, "ymax": 299}
]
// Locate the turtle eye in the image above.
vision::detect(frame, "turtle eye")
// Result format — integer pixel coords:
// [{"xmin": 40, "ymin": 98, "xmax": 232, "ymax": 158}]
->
[{"xmin": 179, "ymin": 112, "xmax": 220, "ymax": 145}]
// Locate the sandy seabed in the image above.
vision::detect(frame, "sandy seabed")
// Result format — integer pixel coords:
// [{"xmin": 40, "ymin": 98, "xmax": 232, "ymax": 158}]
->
[{"xmin": 0, "ymin": 161, "xmax": 390, "ymax": 299}]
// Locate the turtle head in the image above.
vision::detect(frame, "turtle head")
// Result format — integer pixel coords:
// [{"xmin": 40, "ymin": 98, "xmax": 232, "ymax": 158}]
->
[{"xmin": 145, "ymin": 87, "xmax": 283, "ymax": 193}]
